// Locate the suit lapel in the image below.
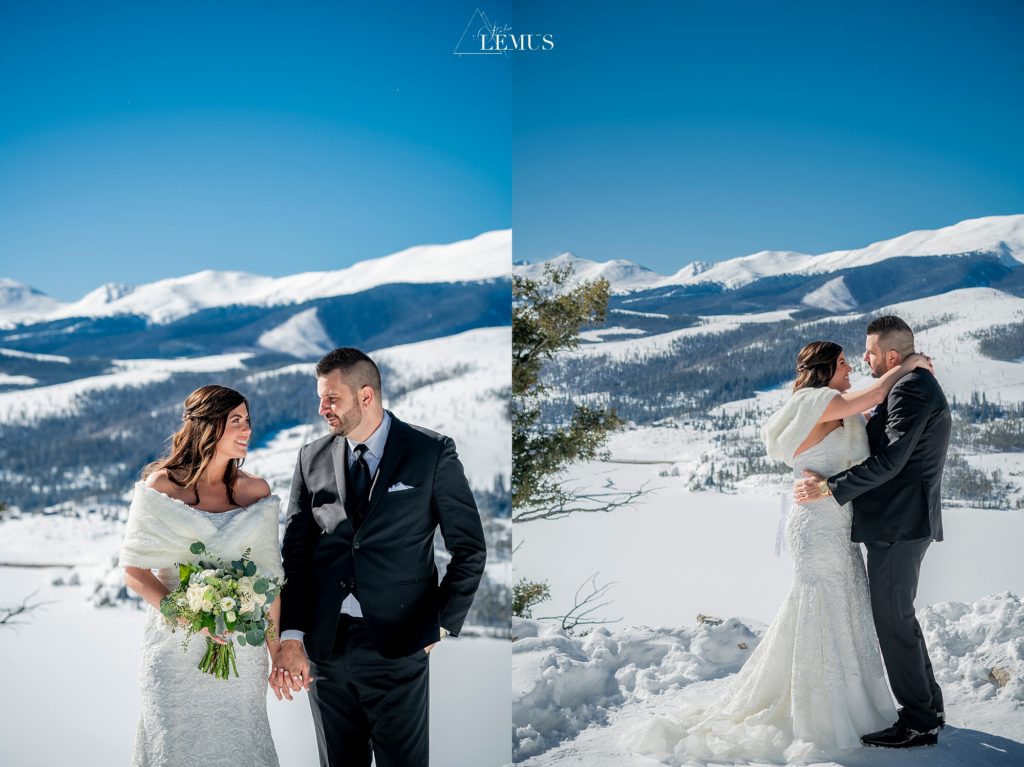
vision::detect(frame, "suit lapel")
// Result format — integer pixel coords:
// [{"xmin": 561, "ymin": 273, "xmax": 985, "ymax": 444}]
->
[
  {"xmin": 867, "ymin": 401, "xmax": 887, "ymax": 451},
  {"xmin": 363, "ymin": 414, "xmax": 408, "ymax": 522},
  {"xmin": 330, "ymin": 436, "xmax": 348, "ymax": 505}
]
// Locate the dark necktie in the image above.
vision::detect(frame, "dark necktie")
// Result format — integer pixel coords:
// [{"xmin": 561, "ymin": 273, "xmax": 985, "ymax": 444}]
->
[{"xmin": 348, "ymin": 443, "xmax": 371, "ymax": 531}]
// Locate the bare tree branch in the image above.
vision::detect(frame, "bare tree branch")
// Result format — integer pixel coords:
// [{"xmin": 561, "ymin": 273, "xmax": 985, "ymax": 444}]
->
[
  {"xmin": 537, "ymin": 572, "xmax": 621, "ymax": 633},
  {"xmin": 513, "ymin": 480, "xmax": 653, "ymax": 523},
  {"xmin": 0, "ymin": 590, "xmax": 52, "ymax": 629}
]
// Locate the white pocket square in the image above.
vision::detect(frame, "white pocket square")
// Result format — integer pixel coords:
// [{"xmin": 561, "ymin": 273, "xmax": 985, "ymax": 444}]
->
[{"xmin": 388, "ymin": 482, "xmax": 416, "ymax": 493}]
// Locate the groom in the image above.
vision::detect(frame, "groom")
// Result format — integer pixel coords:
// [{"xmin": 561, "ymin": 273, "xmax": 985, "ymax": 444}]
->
[
  {"xmin": 796, "ymin": 316, "xmax": 950, "ymax": 748},
  {"xmin": 274, "ymin": 347, "xmax": 487, "ymax": 766}
]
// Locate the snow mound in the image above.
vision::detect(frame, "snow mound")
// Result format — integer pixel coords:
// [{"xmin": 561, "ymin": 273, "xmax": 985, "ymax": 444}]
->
[
  {"xmin": 922, "ymin": 591, "xmax": 1024, "ymax": 704},
  {"xmin": 512, "ymin": 617, "xmax": 762, "ymax": 761}
]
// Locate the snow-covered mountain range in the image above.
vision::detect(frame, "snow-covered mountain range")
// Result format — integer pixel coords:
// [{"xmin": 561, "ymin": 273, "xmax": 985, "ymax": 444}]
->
[
  {"xmin": 516, "ymin": 215, "xmax": 1024, "ymax": 297},
  {"xmin": 0, "ymin": 229, "xmax": 509, "ymax": 325},
  {"xmin": 0, "ymin": 231, "xmax": 511, "ymax": 372},
  {"xmin": 1, "ymin": 229, "xmax": 510, "ymax": 325}
]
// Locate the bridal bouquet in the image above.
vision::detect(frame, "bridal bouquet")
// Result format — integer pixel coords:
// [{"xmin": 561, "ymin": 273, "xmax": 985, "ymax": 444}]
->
[{"xmin": 159, "ymin": 541, "xmax": 283, "ymax": 679}]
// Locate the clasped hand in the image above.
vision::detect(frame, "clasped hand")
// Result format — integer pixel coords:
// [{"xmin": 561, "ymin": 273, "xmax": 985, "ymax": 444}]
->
[
  {"xmin": 269, "ymin": 640, "xmax": 437, "ymax": 701},
  {"xmin": 269, "ymin": 640, "xmax": 314, "ymax": 701}
]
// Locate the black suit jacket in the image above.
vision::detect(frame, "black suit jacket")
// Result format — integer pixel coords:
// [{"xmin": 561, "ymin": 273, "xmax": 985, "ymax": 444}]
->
[
  {"xmin": 827, "ymin": 369, "xmax": 951, "ymax": 543},
  {"xmin": 279, "ymin": 413, "xmax": 487, "ymax": 660}
]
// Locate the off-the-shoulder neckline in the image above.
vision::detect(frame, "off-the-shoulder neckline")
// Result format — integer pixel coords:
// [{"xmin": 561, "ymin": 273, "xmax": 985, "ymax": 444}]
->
[{"xmin": 136, "ymin": 481, "xmax": 279, "ymax": 515}]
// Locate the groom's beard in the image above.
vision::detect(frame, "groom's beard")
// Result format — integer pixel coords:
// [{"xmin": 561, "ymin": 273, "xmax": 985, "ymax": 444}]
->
[{"xmin": 326, "ymin": 404, "xmax": 362, "ymax": 436}]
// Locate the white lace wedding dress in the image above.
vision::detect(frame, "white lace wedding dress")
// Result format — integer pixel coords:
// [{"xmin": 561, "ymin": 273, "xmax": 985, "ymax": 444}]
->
[
  {"xmin": 118, "ymin": 484, "xmax": 283, "ymax": 767},
  {"xmin": 638, "ymin": 425, "xmax": 896, "ymax": 764}
]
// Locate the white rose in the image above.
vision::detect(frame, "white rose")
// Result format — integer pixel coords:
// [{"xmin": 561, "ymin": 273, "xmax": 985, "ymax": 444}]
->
[
  {"xmin": 186, "ymin": 585, "xmax": 206, "ymax": 611},
  {"xmin": 255, "ymin": 592, "xmax": 267, "ymax": 606},
  {"xmin": 225, "ymin": 611, "xmax": 237, "ymax": 623},
  {"xmin": 201, "ymin": 600, "xmax": 214, "ymax": 612},
  {"xmin": 240, "ymin": 593, "xmax": 256, "ymax": 614}
]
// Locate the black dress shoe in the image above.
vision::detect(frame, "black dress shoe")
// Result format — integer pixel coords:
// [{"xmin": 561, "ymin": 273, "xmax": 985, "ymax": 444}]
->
[
  {"xmin": 896, "ymin": 707, "xmax": 946, "ymax": 730},
  {"xmin": 861, "ymin": 722, "xmax": 938, "ymax": 748}
]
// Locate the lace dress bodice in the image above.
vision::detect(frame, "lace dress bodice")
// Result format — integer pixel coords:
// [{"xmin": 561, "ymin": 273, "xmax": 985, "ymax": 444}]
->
[{"xmin": 792, "ymin": 425, "xmax": 850, "ymax": 481}]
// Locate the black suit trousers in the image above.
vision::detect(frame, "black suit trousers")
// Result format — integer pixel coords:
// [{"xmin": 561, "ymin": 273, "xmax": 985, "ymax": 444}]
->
[
  {"xmin": 308, "ymin": 616, "xmax": 430, "ymax": 767},
  {"xmin": 865, "ymin": 537, "xmax": 944, "ymax": 732}
]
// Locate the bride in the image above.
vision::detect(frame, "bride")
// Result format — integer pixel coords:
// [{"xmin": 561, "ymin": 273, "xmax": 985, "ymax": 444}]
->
[
  {"xmin": 636, "ymin": 341, "xmax": 932, "ymax": 765},
  {"xmin": 119, "ymin": 385, "xmax": 283, "ymax": 766}
]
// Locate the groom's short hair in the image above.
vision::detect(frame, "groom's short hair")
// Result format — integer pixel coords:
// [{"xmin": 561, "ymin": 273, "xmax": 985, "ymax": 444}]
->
[
  {"xmin": 866, "ymin": 315, "xmax": 915, "ymax": 357},
  {"xmin": 316, "ymin": 347, "xmax": 382, "ymax": 395}
]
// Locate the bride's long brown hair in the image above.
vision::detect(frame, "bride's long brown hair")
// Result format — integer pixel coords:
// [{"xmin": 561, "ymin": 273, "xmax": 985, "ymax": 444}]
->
[
  {"xmin": 143, "ymin": 385, "xmax": 249, "ymax": 506},
  {"xmin": 793, "ymin": 341, "xmax": 843, "ymax": 391}
]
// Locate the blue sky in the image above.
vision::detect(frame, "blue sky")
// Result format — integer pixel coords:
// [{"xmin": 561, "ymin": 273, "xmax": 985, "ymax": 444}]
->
[
  {"xmin": 512, "ymin": 0, "xmax": 1024, "ymax": 273},
  {"xmin": 0, "ymin": 2, "xmax": 511, "ymax": 300}
]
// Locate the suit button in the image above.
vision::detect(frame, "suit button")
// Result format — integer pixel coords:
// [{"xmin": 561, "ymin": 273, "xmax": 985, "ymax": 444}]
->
[{"xmin": 354, "ymin": 542, "xmax": 361, "ymax": 550}]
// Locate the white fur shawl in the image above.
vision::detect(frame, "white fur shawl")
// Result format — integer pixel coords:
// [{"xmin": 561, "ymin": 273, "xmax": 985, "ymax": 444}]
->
[
  {"xmin": 118, "ymin": 482, "xmax": 284, "ymax": 579},
  {"xmin": 762, "ymin": 386, "xmax": 871, "ymax": 469}
]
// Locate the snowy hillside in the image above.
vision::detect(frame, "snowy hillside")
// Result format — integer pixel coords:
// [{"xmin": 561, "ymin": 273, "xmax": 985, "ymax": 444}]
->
[
  {"xmin": 567, "ymin": 287, "xmax": 1024, "ymax": 399},
  {"xmin": 18, "ymin": 229, "xmax": 509, "ymax": 325},
  {"xmin": 0, "ymin": 352, "xmax": 253, "ymax": 424},
  {"xmin": 244, "ymin": 326, "xmax": 512, "ymax": 491}
]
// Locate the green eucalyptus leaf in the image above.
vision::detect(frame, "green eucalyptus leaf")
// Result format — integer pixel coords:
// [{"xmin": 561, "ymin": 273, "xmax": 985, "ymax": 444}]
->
[
  {"xmin": 245, "ymin": 629, "xmax": 260, "ymax": 646},
  {"xmin": 189, "ymin": 541, "xmax": 206, "ymax": 555},
  {"xmin": 237, "ymin": 633, "xmax": 247, "ymax": 646},
  {"xmin": 159, "ymin": 598, "xmax": 176, "ymax": 618},
  {"xmin": 253, "ymin": 579, "xmax": 269, "ymax": 594}
]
